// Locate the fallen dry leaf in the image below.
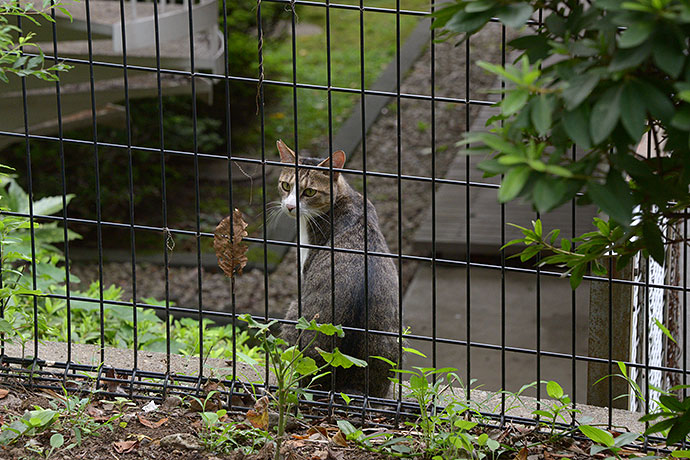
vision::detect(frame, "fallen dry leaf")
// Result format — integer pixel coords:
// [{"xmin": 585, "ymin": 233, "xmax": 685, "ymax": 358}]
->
[
  {"xmin": 0, "ymin": 388, "xmax": 9, "ymax": 399},
  {"xmin": 103, "ymin": 368, "xmax": 128, "ymax": 394},
  {"xmin": 307, "ymin": 426, "xmax": 329, "ymax": 437},
  {"xmin": 87, "ymin": 404, "xmax": 111, "ymax": 422},
  {"xmin": 214, "ymin": 209, "xmax": 249, "ymax": 278},
  {"xmin": 246, "ymin": 396, "xmax": 270, "ymax": 430},
  {"xmin": 113, "ymin": 440, "xmax": 138, "ymax": 454},
  {"xmin": 331, "ymin": 430, "xmax": 348, "ymax": 448},
  {"xmin": 138, "ymin": 415, "xmax": 169, "ymax": 428},
  {"xmin": 516, "ymin": 446, "xmax": 529, "ymax": 460}
]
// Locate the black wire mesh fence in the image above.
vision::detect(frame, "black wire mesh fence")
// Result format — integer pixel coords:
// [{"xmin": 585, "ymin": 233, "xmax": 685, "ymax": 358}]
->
[{"xmin": 0, "ymin": 0, "xmax": 687, "ymax": 437}]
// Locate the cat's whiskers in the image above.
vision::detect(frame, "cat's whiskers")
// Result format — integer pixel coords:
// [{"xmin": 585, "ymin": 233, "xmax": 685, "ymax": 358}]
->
[{"xmin": 264, "ymin": 201, "xmax": 284, "ymax": 229}]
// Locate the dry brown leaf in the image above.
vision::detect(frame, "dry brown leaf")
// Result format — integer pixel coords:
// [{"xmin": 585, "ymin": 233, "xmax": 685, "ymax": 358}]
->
[
  {"xmin": 113, "ymin": 440, "xmax": 139, "ymax": 453},
  {"xmin": 87, "ymin": 404, "xmax": 111, "ymax": 422},
  {"xmin": 214, "ymin": 209, "xmax": 249, "ymax": 278},
  {"xmin": 104, "ymin": 368, "xmax": 128, "ymax": 394},
  {"xmin": 331, "ymin": 430, "xmax": 348, "ymax": 448},
  {"xmin": 138, "ymin": 415, "xmax": 169, "ymax": 428},
  {"xmin": 246, "ymin": 396, "xmax": 270, "ymax": 430},
  {"xmin": 0, "ymin": 388, "xmax": 9, "ymax": 399},
  {"xmin": 307, "ymin": 426, "xmax": 329, "ymax": 437},
  {"xmin": 516, "ymin": 447, "xmax": 529, "ymax": 460}
]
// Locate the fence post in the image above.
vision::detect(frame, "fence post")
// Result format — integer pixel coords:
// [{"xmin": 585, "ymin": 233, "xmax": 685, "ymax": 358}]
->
[{"xmin": 587, "ymin": 262, "xmax": 633, "ymax": 409}]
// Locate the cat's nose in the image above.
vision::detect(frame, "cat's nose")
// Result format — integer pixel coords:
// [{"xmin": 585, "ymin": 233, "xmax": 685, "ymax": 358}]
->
[{"xmin": 286, "ymin": 203, "xmax": 296, "ymax": 212}]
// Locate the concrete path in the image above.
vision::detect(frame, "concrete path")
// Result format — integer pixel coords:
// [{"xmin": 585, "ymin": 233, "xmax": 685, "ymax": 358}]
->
[{"xmin": 402, "ymin": 265, "xmax": 592, "ymax": 402}]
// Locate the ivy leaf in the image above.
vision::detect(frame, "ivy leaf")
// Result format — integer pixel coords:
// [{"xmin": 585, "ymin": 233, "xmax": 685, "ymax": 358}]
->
[{"xmin": 590, "ymin": 85, "xmax": 622, "ymax": 145}]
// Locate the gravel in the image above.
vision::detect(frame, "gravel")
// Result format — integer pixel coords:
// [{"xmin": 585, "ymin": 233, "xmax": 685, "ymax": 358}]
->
[{"xmin": 69, "ymin": 24, "xmax": 505, "ymax": 320}]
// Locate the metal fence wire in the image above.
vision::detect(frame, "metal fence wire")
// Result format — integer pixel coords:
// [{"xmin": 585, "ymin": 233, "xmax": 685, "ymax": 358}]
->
[{"xmin": 0, "ymin": 0, "xmax": 687, "ymax": 437}]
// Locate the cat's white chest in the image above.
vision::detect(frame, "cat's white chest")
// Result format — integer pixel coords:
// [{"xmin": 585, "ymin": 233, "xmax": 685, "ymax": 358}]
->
[{"xmin": 299, "ymin": 216, "xmax": 309, "ymax": 274}]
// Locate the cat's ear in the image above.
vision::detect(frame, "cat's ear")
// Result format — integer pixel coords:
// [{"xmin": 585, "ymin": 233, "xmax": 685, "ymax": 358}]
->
[
  {"xmin": 317, "ymin": 150, "xmax": 346, "ymax": 172},
  {"xmin": 277, "ymin": 140, "xmax": 296, "ymax": 163}
]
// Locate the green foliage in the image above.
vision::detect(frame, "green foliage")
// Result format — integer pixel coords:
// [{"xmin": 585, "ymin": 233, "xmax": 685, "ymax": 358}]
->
[
  {"xmin": 0, "ymin": 0, "xmax": 73, "ymax": 83},
  {"xmin": 366, "ymin": 349, "xmax": 504, "ymax": 459},
  {"xmin": 239, "ymin": 314, "xmax": 365, "ymax": 460},
  {"xmin": 436, "ymin": 0, "xmax": 690, "ymax": 279},
  {"xmin": 0, "ymin": 170, "xmax": 261, "ymax": 362},
  {"xmin": 198, "ymin": 405, "xmax": 269, "ymax": 455},
  {"xmin": 578, "ymin": 425, "xmax": 639, "ymax": 458},
  {"xmin": 530, "ymin": 380, "xmax": 580, "ymax": 438},
  {"xmin": 502, "ymin": 218, "xmax": 634, "ymax": 288}
]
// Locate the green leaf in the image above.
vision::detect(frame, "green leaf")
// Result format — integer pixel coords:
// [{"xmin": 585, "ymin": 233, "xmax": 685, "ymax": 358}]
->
[
  {"xmin": 563, "ymin": 105, "xmax": 592, "ymax": 148},
  {"xmin": 587, "ymin": 173, "xmax": 633, "ymax": 227},
  {"xmin": 667, "ymin": 410, "xmax": 690, "ymax": 445},
  {"xmin": 642, "ymin": 220, "xmax": 665, "ymax": 265},
  {"xmin": 495, "ymin": 3, "xmax": 533, "ymax": 28},
  {"xmin": 410, "ymin": 375, "xmax": 428, "ymax": 390},
  {"xmin": 590, "ymin": 85, "xmax": 622, "ymax": 145},
  {"xmin": 294, "ymin": 356, "xmax": 318, "ymax": 375},
  {"xmin": 295, "ymin": 318, "xmax": 344, "ymax": 337},
  {"xmin": 609, "ymin": 41, "xmax": 652, "ymax": 72},
  {"xmin": 613, "ymin": 431, "xmax": 639, "ymax": 447},
  {"xmin": 562, "ymin": 73, "xmax": 600, "ymax": 110},
  {"xmin": 546, "ymin": 380, "xmax": 564, "ymax": 399},
  {"xmin": 502, "ymin": 89, "xmax": 529, "ymax": 116},
  {"xmin": 532, "ymin": 176, "xmax": 571, "ymax": 213},
  {"xmin": 454, "ymin": 419, "xmax": 478, "ymax": 430},
  {"xmin": 498, "ymin": 165, "xmax": 531, "ymax": 202},
  {"xmin": 531, "ymin": 95, "xmax": 554, "ymax": 135},
  {"xmin": 634, "ymin": 80, "xmax": 674, "ymax": 123},
  {"xmin": 672, "ymin": 450, "xmax": 690, "ymax": 458},
  {"xmin": 655, "ymin": 319, "xmax": 677, "ymax": 345},
  {"xmin": 618, "ymin": 21, "xmax": 654, "ymax": 48},
  {"xmin": 337, "ymin": 420, "xmax": 358, "ymax": 437},
  {"xmin": 402, "ymin": 347, "xmax": 427, "ymax": 358},
  {"xmin": 50, "ymin": 432, "xmax": 64, "ymax": 448},
  {"xmin": 316, "ymin": 347, "xmax": 367, "ymax": 368},
  {"xmin": 620, "ymin": 83, "xmax": 648, "ymax": 141},
  {"xmin": 579, "ymin": 425, "xmax": 615, "ymax": 447},
  {"xmin": 652, "ymin": 29, "xmax": 685, "ymax": 78}
]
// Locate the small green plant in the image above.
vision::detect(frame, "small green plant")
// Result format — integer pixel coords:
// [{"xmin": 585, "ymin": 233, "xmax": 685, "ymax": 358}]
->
[
  {"xmin": 578, "ymin": 425, "xmax": 639, "ymax": 459},
  {"xmin": 372, "ymin": 349, "xmax": 502, "ymax": 459},
  {"xmin": 0, "ymin": 407, "xmax": 58, "ymax": 445},
  {"xmin": 198, "ymin": 407, "xmax": 269, "ymax": 455},
  {"xmin": 239, "ymin": 314, "xmax": 366, "ymax": 460},
  {"xmin": 531, "ymin": 380, "xmax": 581, "ymax": 438}
]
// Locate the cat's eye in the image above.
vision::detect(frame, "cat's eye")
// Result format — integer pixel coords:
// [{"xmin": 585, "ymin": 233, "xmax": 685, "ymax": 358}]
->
[
  {"xmin": 303, "ymin": 188, "xmax": 317, "ymax": 197},
  {"xmin": 280, "ymin": 182, "xmax": 291, "ymax": 192}
]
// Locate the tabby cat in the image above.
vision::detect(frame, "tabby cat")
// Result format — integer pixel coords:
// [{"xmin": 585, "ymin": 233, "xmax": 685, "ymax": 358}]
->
[{"xmin": 276, "ymin": 140, "xmax": 399, "ymax": 398}]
